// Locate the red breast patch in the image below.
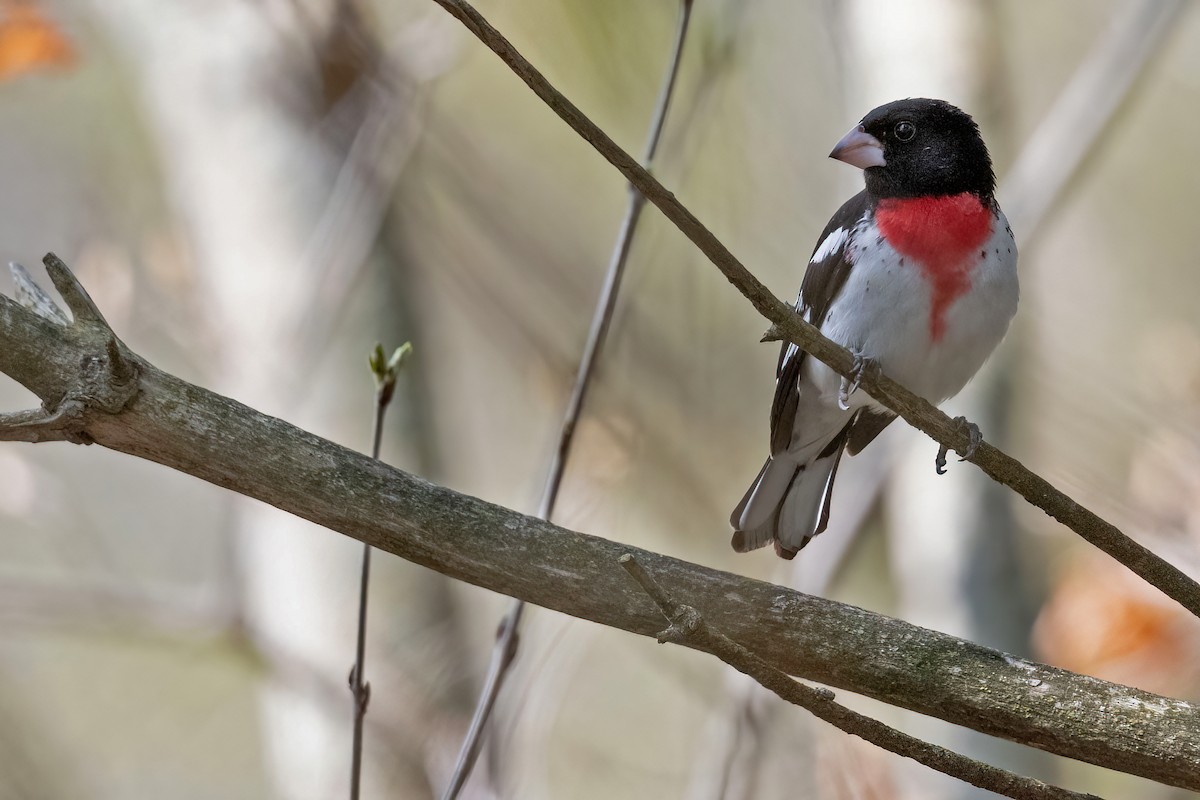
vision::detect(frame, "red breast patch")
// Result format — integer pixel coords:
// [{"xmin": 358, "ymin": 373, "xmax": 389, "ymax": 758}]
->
[{"xmin": 875, "ymin": 193, "xmax": 993, "ymax": 341}]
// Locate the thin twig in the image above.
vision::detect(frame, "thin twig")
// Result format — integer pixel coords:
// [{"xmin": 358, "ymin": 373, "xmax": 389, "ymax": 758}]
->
[
  {"xmin": 429, "ymin": 0, "xmax": 1200, "ymax": 622},
  {"xmin": 619, "ymin": 555, "xmax": 1102, "ymax": 800},
  {"xmin": 536, "ymin": 5, "xmax": 692, "ymax": 524},
  {"xmin": 439, "ymin": 4, "xmax": 694, "ymax": 798},
  {"xmin": 350, "ymin": 343, "xmax": 412, "ymax": 799}
]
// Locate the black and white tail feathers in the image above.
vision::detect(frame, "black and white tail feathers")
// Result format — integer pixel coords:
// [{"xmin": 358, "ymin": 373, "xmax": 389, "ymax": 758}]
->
[{"xmin": 729, "ymin": 425, "xmax": 850, "ymax": 559}]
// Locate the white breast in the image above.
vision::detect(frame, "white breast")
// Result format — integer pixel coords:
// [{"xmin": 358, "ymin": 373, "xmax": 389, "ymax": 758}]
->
[{"xmin": 805, "ymin": 210, "xmax": 1019, "ymax": 408}]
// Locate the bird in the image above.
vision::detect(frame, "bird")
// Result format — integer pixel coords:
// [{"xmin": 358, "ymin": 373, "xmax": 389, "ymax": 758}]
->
[{"xmin": 730, "ymin": 98, "xmax": 1018, "ymax": 559}]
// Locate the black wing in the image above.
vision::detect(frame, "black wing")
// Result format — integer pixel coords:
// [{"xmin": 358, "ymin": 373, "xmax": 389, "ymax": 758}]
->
[
  {"xmin": 769, "ymin": 191, "xmax": 870, "ymax": 455},
  {"xmin": 846, "ymin": 409, "xmax": 895, "ymax": 455}
]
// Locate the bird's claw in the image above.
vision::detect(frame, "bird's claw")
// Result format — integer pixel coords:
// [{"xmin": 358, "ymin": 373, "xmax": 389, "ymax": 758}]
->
[
  {"xmin": 838, "ymin": 352, "xmax": 875, "ymax": 411},
  {"xmin": 935, "ymin": 416, "xmax": 982, "ymax": 475}
]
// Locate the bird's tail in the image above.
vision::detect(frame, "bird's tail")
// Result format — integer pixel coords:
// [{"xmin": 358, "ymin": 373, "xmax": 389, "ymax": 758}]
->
[{"xmin": 729, "ymin": 435, "xmax": 847, "ymax": 559}]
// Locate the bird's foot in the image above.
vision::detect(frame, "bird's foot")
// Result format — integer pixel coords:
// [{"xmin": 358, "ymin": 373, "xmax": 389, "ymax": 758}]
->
[
  {"xmin": 935, "ymin": 416, "xmax": 982, "ymax": 475},
  {"xmin": 838, "ymin": 351, "xmax": 877, "ymax": 411}
]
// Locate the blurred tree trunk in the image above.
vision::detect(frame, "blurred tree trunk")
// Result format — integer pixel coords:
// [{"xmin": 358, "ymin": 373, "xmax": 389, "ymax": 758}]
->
[
  {"xmin": 87, "ymin": 2, "xmax": 451, "ymax": 796},
  {"xmin": 838, "ymin": 1, "xmax": 1044, "ymax": 798}
]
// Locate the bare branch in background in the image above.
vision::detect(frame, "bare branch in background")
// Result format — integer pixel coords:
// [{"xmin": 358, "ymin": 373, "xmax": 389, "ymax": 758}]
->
[
  {"xmin": 1, "ymin": 256, "xmax": 1198, "ymax": 790},
  {"xmin": 1001, "ymin": 0, "xmax": 1187, "ymax": 245},
  {"xmin": 619, "ymin": 555, "xmax": 1102, "ymax": 800},
  {"xmin": 428, "ymin": 0, "xmax": 1200, "ymax": 623},
  {"xmin": 292, "ymin": 51, "xmax": 432, "ymax": 357},
  {"xmin": 442, "ymin": 3, "xmax": 694, "ymax": 797}
]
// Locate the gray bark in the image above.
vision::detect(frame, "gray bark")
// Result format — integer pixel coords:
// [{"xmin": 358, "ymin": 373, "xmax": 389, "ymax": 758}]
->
[{"xmin": 1, "ymin": 263, "xmax": 1198, "ymax": 793}]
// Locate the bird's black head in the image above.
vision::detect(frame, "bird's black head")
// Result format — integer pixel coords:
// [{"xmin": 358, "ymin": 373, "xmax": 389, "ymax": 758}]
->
[{"xmin": 830, "ymin": 98, "xmax": 995, "ymax": 201}]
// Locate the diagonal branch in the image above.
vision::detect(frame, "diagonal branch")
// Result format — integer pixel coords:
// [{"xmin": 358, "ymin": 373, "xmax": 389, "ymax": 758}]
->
[
  {"xmin": 619, "ymin": 555, "xmax": 1101, "ymax": 800},
  {"xmin": 0, "ymin": 256, "xmax": 1198, "ymax": 790},
  {"xmin": 428, "ymin": 0, "xmax": 1200, "ymax": 622}
]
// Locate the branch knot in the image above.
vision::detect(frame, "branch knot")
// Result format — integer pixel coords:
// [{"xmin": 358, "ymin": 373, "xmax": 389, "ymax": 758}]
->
[
  {"xmin": 657, "ymin": 604, "xmax": 702, "ymax": 644},
  {"xmin": 0, "ymin": 256, "xmax": 141, "ymax": 444}
]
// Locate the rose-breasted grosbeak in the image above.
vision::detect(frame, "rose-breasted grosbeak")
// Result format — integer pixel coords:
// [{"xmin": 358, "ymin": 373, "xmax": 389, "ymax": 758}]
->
[{"xmin": 730, "ymin": 98, "xmax": 1018, "ymax": 559}]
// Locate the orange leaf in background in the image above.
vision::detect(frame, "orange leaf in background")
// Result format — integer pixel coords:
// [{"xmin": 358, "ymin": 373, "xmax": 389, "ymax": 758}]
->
[
  {"xmin": 1033, "ymin": 552, "xmax": 1200, "ymax": 697},
  {"xmin": 0, "ymin": 1, "xmax": 75, "ymax": 81}
]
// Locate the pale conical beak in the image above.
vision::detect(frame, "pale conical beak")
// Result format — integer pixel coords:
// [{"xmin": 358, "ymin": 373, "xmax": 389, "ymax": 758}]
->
[{"xmin": 829, "ymin": 125, "xmax": 886, "ymax": 169}]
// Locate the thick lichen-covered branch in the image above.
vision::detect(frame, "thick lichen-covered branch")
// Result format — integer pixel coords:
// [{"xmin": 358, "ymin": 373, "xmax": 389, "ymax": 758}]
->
[
  {"xmin": 619, "ymin": 555, "xmax": 1101, "ymax": 800},
  {"xmin": 0, "ymin": 255, "xmax": 1198, "ymax": 790}
]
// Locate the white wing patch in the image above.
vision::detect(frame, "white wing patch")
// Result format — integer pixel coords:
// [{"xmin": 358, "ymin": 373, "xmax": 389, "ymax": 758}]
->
[
  {"xmin": 810, "ymin": 226, "xmax": 848, "ymax": 263},
  {"xmin": 784, "ymin": 228, "xmax": 849, "ymax": 379}
]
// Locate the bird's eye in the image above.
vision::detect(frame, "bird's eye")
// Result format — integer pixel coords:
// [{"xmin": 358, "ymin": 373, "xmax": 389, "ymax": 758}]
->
[{"xmin": 894, "ymin": 121, "xmax": 916, "ymax": 141}]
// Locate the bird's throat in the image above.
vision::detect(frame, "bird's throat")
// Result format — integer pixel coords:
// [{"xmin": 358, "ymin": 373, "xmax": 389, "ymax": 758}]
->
[{"xmin": 875, "ymin": 192, "xmax": 993, "ymax": 342}]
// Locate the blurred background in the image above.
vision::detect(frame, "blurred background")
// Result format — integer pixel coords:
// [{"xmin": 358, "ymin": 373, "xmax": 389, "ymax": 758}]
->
[{"xmin": 0, "ymin": 0, "xmax": 1199, "ymax": 797}]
